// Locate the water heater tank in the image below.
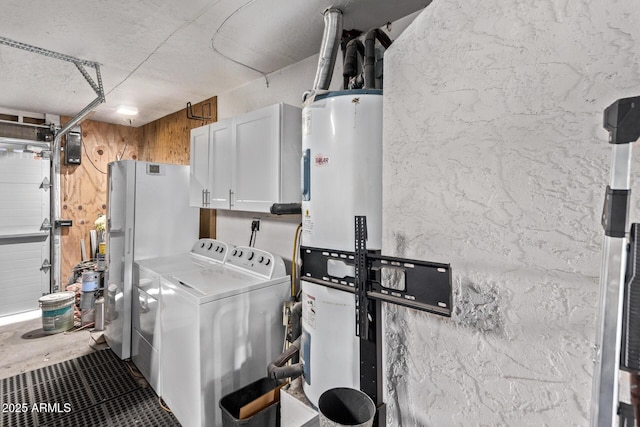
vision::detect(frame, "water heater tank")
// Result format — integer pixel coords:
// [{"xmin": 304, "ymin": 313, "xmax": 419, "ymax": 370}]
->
[
  {"xmin": 301, "ymin": 280, "xmax": 359, "ymax": 407},
  {"xmin": 300, "ymin": 90, "xmax": 383, "ymax": 407},
  {"xmin": 301, "ymin": 90, "xmax": 383, "ymax": 251}
]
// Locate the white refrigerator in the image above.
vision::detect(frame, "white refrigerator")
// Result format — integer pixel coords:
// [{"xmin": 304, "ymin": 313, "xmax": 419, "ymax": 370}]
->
[{"xmin": 105, "ymin": 160, "xmax": 199, "ymax": 360}]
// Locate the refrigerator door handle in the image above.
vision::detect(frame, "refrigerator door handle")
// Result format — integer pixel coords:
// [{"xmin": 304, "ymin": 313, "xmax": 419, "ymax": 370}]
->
[{"xmin": 127, "ymin": 228, "xmax": 132, "ymax": 255}]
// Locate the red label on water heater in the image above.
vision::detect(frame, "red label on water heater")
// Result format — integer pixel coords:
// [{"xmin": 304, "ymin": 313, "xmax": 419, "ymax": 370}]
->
[{"xmin": 314, "ymin": 154, "xmax": 330, "ymax": 166}]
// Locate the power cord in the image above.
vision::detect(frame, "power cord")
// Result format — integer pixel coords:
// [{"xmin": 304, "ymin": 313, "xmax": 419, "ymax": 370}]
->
[
  {"xmin": 125, "ymin": 360, "xmax": 144, "ymax": 379},
  {"xmin": 81, "ymin": 137, "xmax": 107, "ymax": 174},
  {"xmin": 158, "ymin": 397, "xmax": 172, "ymax": 413}
]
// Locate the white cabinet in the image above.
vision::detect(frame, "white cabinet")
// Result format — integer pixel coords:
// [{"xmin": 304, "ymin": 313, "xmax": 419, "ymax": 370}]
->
[
  {"xmin": 189, "ymin": 103, "xmax": 301, "ymax": 212},
  {"xmin": 189, "ymin": 125, "xmax": 210, "ymax": 207},
  {"xmin": 190, "ymin": 120, "xmax": 233, "ymax": 208}
]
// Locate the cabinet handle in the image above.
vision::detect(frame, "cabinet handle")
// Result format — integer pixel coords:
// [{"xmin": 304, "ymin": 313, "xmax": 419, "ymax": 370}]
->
[
  {"xmin": 229, "ymin": 189, "xmax": 233, "ymax": 208},
  {"xmin": 202, "ymin": 189, "xmax": 206, "ymax": 206},
  {"xmin": 205, "ymin": 190, "xmax": 210, "ymax": 206}
]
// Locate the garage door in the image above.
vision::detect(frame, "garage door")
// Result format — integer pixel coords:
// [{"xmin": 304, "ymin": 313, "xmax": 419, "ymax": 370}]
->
[{"xmin": 0, "ymin": 149, "xmax": 50, "ymax": 316}]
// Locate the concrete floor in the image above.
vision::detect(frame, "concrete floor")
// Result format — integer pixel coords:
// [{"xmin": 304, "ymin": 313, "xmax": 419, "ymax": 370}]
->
[{"xmin": 0, "ymin": 310, "xmax": 108, "ymax": 380}]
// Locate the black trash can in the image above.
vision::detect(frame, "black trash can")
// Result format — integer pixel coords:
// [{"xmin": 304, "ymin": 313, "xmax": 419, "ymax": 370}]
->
[{"xmin": 219, "ymin": 377, "xmax": 282, "ymax": 427}]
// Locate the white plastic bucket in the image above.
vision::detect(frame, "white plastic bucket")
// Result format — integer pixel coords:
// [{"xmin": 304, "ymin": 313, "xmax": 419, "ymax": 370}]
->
[{"xmin": 39, "ymin": 291, "xmax": 75, "ymax": 334}]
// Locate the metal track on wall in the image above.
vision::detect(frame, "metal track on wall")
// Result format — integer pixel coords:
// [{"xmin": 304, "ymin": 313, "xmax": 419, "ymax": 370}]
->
[{"xmin": 0, "ymin": 36, "xmax": 106, "ymax": 292}]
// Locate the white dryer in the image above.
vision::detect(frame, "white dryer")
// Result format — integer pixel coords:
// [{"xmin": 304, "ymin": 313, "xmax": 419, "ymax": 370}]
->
[
  {"xmin": 160, "ymin": 246, "xmax": 290, "ymax": 427},
  {"xmin": 132, "ymin": 238, "xmax": 230, "ymax": 394}
]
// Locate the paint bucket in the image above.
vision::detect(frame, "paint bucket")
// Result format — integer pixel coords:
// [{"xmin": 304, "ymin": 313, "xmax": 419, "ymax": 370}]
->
[
  {"xmin": 82, "ymin": 271, "xmax": 100, "ymax": 292},
  {"xmin": 317, "ymin": 388, "xmax": 376, "ymax": 427},
  {"xmin": 39, "ymin": 291, "xmax": 75, "ymax": 334}
]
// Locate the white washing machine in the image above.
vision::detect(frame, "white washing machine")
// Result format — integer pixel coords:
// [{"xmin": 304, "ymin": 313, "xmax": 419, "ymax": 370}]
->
[
  {"xmin": 160, "ymin": 246, "xmax": 290, "ymax": 427},
  {"xmin": 132, "ymin": 238, "xmax": 230, "ymax": 395}
]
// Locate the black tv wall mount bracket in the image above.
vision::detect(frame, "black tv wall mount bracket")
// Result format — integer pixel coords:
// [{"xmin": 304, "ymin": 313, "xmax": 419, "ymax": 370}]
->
[{"xmin": 300, "ymin": 215, "xmax": 452, "ymax": 427}]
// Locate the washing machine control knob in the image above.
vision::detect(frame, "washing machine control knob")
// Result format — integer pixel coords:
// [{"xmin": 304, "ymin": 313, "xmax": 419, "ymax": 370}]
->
[
  {"xmin": 258, "ymin": 256, "xmax": 264, "ymax": 263},
  {"xmin": 207, "ymin": 243, "xmax": 213, "ymax": 250},
  {"xmin": 248, "ymin": 251, "xmax": 255, "ymax": 260},
  {"xmin": 232, "ymin": 249, "xmax": 238, "ymax": 256},
  {"xmin": 265, "ymin": 258, "xmax": 271, "ymax": 266}
]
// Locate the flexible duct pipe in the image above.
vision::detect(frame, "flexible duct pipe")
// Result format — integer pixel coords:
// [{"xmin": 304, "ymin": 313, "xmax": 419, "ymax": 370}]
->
[
  {"xmin": 311, "ymin": 8, "xmax": 343, "ymax": 92},
  {"xmin": 270, "ymin": 363, "xmax": 304, "ymax": 381},
  {"xmin": 363, "ymin": 29, "xmax": 392, "ymax": 89},
  {"xmin": 267, "ymin": 337, "xmax": 303, "ymax": 380},
  {"xmin": 343, "ymin": 38, "xmax": 364, "ymax": 88}
]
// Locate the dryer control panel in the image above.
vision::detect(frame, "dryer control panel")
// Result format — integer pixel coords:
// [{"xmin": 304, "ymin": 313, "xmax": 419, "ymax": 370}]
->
[
  {"xmin": 191, "ymin": 238, "xmax": 229, "ymax": 263},
  {"xmin": 226, "ymin": 246, "xmax": 286, "ymax": 279}
]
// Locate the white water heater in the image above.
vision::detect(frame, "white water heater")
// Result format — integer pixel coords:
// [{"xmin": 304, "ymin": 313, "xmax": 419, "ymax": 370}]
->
[
  {"xmin": 301, "ymin": 90, "xmax": 382, "ymax": 252},
  {"xmin": 300, "ymin": 90, "xmax": 383, "ymax": 407}
]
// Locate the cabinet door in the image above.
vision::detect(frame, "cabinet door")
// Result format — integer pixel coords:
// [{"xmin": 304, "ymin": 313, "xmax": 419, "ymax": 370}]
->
[
  {"xmin": 232, "ymin": 104, "xmax": 281, "ymax": 212},
  {"xmin": 208, "ymin": 120, "xmax": 232, "ymax": 209},
  {"xmin": 189, "ymin": 125, "xmax": 210, "ymax": 207}
]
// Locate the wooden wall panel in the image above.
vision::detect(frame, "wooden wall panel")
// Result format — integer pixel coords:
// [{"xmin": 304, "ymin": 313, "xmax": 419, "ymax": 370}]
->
[
  {"xmin": 59, "ymin": 118, "xmax": 140, "ymax": 283},
  {"xmin": 59, "ymin": 97, "xmax": 218, "ymax": 283},
  {"xmin": 139, "ymin": 97, "xmax": 217, "ymax": 165}
]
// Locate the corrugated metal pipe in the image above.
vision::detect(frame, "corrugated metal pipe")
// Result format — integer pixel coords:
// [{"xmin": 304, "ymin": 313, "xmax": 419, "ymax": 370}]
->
[
  {"xmin": 307, "ymin": 7, "xmax": 343, "ymax": 98},
  {"xmin": 364, "ymin": 29, "xmax": 392, "ymax": 89}
]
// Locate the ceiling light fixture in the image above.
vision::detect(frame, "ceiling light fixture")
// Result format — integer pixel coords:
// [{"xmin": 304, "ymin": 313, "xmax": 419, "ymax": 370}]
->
[{"xmin": 116, "ymin": 105, "xmax": 138, "ymax": 116}]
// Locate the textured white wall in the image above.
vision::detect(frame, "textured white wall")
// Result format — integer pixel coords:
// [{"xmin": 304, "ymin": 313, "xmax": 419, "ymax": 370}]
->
[{"xmin": 382, "ymin": 1, "xmax": 640, "ymax": 425}]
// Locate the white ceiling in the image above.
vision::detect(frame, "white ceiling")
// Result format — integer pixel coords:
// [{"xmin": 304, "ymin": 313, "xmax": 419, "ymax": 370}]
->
[{"xmin": 0, "ymin": 0, "xmax": 428, "ymax": 126}]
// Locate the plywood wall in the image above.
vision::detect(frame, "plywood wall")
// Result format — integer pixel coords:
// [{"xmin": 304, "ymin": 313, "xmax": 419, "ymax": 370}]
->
[
  {"xmin": 138, "ymin": 97, "xmax": 216, "ymax": 164},
  {"xmin": 59, "ymin": 118, "xmax": 140, "ymax": 283},
  {"xmin": 59, "ymin": 96, "xmax": 218, "ymax": 283}
]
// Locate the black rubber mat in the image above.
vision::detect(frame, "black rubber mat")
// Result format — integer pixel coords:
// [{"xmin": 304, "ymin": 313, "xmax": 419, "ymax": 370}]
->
[{"xmin": 0, "ymin": 349, "xmax": 180, "ymax": 427}]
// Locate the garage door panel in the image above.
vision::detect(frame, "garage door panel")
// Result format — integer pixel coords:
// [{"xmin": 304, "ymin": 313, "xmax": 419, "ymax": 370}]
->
[
  {"xmin": 0, "ymin": 179, "xmax": 49, "ymax": 234},
  {"xmin": 0, "ymin": 252, "xmax": 45, "ymax": 273},
  {"xmin": 0, "ymin": 149, "xmax": 50, "ymax": 317},
  {"xmin": 0, "ymin": 155, "xmax": 48, "ymax": 183},
  {"xmin": 0, "ymin": 218, "xmax": 47, "ymax": 234},
  {"xmin": 0, "ymin": 183, "xmax": 48, "ymax": 204}
]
